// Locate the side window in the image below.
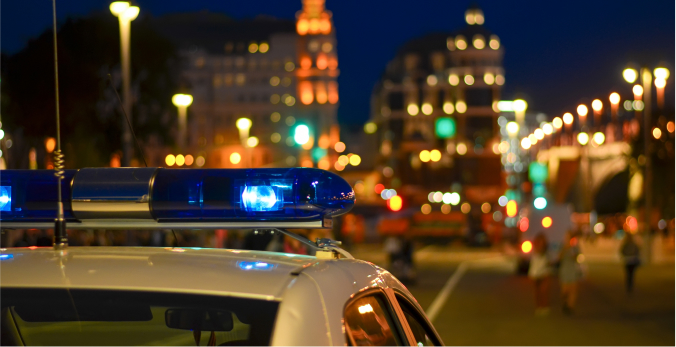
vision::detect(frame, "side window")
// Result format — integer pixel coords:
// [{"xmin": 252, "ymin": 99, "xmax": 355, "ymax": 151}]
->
[
  {"xmin": 397, "ymin": 298, "xmax": 438, "ymax": 346},
  {"xmin": 344, "ymin": 295, "xmax": 402, "ymax": 346}
]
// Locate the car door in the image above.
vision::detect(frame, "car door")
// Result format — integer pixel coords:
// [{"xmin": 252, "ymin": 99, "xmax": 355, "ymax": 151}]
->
[{"xmin": 343, "ymin": 288, "xmax": 409, "ymax": 346}]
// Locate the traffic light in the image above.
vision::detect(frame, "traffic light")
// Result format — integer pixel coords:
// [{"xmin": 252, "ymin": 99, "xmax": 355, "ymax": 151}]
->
[{"xmin": 387, "ymin": 196, "xmax": 403, "ymax": 211}]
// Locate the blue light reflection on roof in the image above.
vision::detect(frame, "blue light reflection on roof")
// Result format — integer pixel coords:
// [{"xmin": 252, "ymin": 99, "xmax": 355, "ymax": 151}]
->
[{"xmin": 237, "ymin": 261, "xmax": 277, "ymax": 271}]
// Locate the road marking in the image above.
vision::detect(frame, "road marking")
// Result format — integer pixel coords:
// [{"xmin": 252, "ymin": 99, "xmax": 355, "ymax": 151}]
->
[
  {"xmin": 426, "ymin": 261, "xmax": 468, "ymax": 322},
  {"xmin": 425, "ymin": 256, "xmax": 509, "ymax": 322}
]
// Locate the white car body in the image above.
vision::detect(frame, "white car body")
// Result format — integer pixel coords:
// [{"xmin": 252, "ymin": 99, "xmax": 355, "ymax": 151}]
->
[{"xmin": 1, "ymin": 246, "xmax": 442, "ymax": 346}]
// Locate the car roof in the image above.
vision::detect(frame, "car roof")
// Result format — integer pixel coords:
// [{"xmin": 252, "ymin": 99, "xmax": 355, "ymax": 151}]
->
[{"xmin": 0, "ymin": 246, "xmax": 339, "ymax": 301}]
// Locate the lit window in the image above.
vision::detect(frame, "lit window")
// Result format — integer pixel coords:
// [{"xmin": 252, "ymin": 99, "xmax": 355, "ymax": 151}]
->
[
  {"xmin": 259, "ymin": 42, "xmax": 269, "ymax": 53},
  {"xmin": 484, "ymin": 73, "xmax": 495, "ymax": 85},
  {"xmin": 464, "ymin": 75, "xmax": 474, "ymax": 85},
  {"xmin": 455, "ymin": 36, "xmax": 467, "ymax": 50},
  {"xmin": 248, "ymin": 42, "xmax": 258, "ymax": 53},
  {"xmin": 448, "ymin": 74, "xmax": 460, "ymax": 86},
  {"xmin": 489, "ymin": 35, "xmax": 500, "ymax": 50},
  {"xmin": 473, "ymin": 35, "xmax": 485, "ymax": 49}
]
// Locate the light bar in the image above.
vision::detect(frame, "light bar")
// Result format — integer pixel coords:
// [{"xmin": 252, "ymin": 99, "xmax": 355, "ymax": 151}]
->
[{"xmin": 0, "ymin": 168, "xmax": 354, "ymax": 229}]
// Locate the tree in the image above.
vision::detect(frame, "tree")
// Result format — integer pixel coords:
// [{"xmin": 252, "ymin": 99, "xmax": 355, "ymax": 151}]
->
[{"xmin": 1, "ymin": 12, "xmax": 177, "ymax": 168}]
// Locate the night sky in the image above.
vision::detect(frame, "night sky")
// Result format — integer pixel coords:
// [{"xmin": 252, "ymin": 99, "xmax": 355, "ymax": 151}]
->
[{"xmin": 2, "ymin": 0, "xmax": 674, "ymax": 125}]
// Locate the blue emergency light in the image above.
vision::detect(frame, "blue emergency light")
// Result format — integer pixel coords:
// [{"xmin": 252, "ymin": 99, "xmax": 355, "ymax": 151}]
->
[{"xmin": 0, "ymin": 168, "xmax": 354, "ymax": 229}]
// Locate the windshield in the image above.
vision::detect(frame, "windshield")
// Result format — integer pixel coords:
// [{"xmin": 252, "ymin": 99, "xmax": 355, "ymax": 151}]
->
[{"xmin": 1, "ymin": 288, "xmax": 278, "ymax": 346}]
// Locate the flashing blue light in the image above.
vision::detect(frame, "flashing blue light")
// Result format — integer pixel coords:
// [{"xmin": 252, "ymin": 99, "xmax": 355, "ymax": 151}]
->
[
  {"xmin": 0, "ymin": 186, "xmax": 11, "ymax": 212},
  {"xmin": 237, "ymin": 261, "xmax": 276, "ymax": 271},
  {"xmin": 534, "ymin": 197, "xmax": 547, "ymax": 210},
  {"xmin": 0, "ymin": 254, "xmax": 13, "ymax": 260},
  {"xmin": 0, "ymin": 168, "xmax": 354, "ymax": 223},
  {"xmin": 241, "ymin": 185, "xmax": 282, "ymax": 212}
]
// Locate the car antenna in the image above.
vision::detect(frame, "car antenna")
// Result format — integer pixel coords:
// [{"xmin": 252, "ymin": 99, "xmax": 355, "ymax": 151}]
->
[
  {"xmin": 107, "ymin": 74, "xmax": 148, "ymax": 167},
  {"xmin": 51, "ymin": 0, "xmax": 68, "ymax": 250}
]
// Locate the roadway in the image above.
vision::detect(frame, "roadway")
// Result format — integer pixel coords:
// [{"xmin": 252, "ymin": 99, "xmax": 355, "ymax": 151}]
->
[{"xmin": 351, "ymin": 238, "xmax": 675, "ymax": 345}]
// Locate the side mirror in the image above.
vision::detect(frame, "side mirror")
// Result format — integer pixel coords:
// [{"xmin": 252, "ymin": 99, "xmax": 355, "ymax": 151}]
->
[{"xmin": 165, "ymin": 309, "xmax": 234, "ymax": 332}]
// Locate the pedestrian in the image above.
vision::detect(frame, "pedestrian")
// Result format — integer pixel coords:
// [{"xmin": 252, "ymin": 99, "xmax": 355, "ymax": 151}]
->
[
  {"xmin": 528, "ymin": 232, "xmax": 551, "ymax": 316},
  {"xmin": 620, "ymin": 232, "xmax": 640, "ymax": 294},
  {"xmin": 559, "ymin": 231, "xmax": 583, "ymax": 314}
]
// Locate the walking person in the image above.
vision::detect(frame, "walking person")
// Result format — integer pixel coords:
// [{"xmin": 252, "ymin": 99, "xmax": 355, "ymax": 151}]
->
[
  {"xmin": 559, "ymin": 231, "xmax": 583, "ymax": 315},
  {"xmin": 620, "ymin": 233, "xmax": 641, "ymax": 294},
  {"xmin": 528, "ymin": 232, "xmax": 552, "ymax": 316}
]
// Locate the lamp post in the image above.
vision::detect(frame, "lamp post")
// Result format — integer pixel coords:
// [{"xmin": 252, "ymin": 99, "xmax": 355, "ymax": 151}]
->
[
  {"xmin": 609, "ymin": 92, "xmax": 621, "ymax": 142},
  {"xmin": 110, "ymin": 1, "xmax": 139, "ymax": 166},
  {"xmin": 236, "ymin": 118, "xmax": 252, "ymax": 166},
  {"xmin": 622, "ymin": 65, "xmax": 670, "ymax": 264},
  {"xmin": 171, "ymin": 94, "xmax": 193, "ymax": 151}
]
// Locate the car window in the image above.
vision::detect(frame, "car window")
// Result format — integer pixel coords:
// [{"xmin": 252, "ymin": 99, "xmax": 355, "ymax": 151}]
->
[
  {"xmin": 396, "ymin": 297, "xmax": 437, "ymax": 346},
  {"xmin": 344, "ymin": 294, "xmax": 402, "ymax": 346},
  {"xmin": 1, "ymin": 288, "xmax": 278, "ymax": 346}
]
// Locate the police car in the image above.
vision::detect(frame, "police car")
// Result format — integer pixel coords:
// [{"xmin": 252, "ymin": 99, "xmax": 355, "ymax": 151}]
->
[{"xmin": 0, "ymin": 168, "xmax": 443, "ymax": 346}]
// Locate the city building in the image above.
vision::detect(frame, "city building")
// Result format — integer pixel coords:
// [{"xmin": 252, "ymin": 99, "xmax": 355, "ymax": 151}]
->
[
  {"xmin": 156, "ymin": 0, "xmax": 340, "ymax": 169},
  {"xmin": 369, "ymin": 5, "xmax": 505, "ymax": 206}
]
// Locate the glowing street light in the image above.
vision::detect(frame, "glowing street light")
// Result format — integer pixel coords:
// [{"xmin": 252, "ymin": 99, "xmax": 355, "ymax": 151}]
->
[
  {"xmin": 632, "ymin": 85, "xmax": 644, "ymax": 99},
  {"xmin": 110, "ymin": 1, "xmax": 140, "ymax": 166},
  {"xmin": 577, "ymin": 132, "xmax": 589, "ymax": 145},
  {"xmin": 609, "ymin": 92, "xmax": 620, "ymax": 121},
  {"xmin": 653, "ymin": 67, "xmax": 670, "ymax": 108},
  {"xmin": 593, "ymin": 132, "xmax": 605, "ymax": 145},
  {"xmin": 563, "ymin": 112, "xmax": 574, "ymax": 126},
  {"xmin": 552, "ymin": 117, "xmax": 563, "ymax": 129},
  {"xmin": 506, "ymin": 121, "xmax": 519, "ymax": 137},
  {"xmin": 577, "ymin": 104, "xmax": 588, "ymax": 125},
  {"xmin": 172, "ymin": 93, "xmax": 193, "ymax": 151},
  {"xmin": 513, "ymin": 99, "xmax": 527, "ymax": 123},
  {"xmin": 623, "ymin": 68, "xmax": 638, "ymax": 83},
  {"xmin": 654, "ymin": 67, "xmax": 670, "ymax": 80}
]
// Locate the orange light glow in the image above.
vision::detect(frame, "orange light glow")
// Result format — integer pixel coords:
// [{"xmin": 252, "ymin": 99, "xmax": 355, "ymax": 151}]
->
[
  {"xmin": 45, "ymin": 137, "xmax": 56, "ymax": 153},
  {"xmin": 299, "ymin": 81, "xmax": 314, "ymax": 105},
  {"xmin": 297, "ymin": 19, "xmax": 309, "ymax": 35},
  {"xmin": 300, "ymin": 56, "xmax": 312, "ymax": 70},
  {"xmin": 542, "ymin": 216, "xmax": 553, "ymax": 228},
  {"xmin": 319, "ymin": 19, "xmax": 331, "ymax": 34},
  {"xmin": 318, "ymin": 158, "xmax": 330, "ymax": 170},
  {"xmin": 506, "ymin": 200, "xmax": 517, "ymax": 217},
  {"xmin": 388, "ymin": 196, "xmax": 403, "ymax": 211},
  {"xmin": 328, "ymin": 82, "xmax": 338, "ymax": 104},
  {"xmin": 374, "ymin": 183, "xmax": 385, "ymax": 194},
  {"xmin": 519, "ymin": 217, "xmax": 529, "ymax": 232},
  {"xmin": 334, "ymin": 141, "xmax": 346, "ymax": 153},
  {"xmin": 318, "ymin": 135, "xmax": 330, "ymax": 149},
  {"xmin": 301, "ymin": 159, "xmax": 313, "ymax": 168},
  {"xmin": 316, "ymin": 82, "xmax": 328, "ymax": 104},
  {"xmin": 521, "ymin": 241, "xmax": 533, "ymax": 253},
  {"xmin": 110, "ymin": 154, "xmax": 121, "ymax": 168},
  {"xmin": 316, "ymin": 53, "xmax": 328, "ymax": 70},
  {"xmin": 309, "ymin": 18, "xmax": 320, "ymax": 33},
  {"xmin": 328, "ymin": 57, "xmax": 338, "ymax": 70},
  {"xmin": 185, "ymin": 154, "xmax": 194, "ymax": 166}
]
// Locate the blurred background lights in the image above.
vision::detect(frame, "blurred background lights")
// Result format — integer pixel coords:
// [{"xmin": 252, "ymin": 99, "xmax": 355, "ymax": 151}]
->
[
  {"xmin": 433, "ymin": 191, "xmax": 443, "ymax": 203},
  {"xmin": 408, "ymin": 104, "xmax": 420, "ymax": 116},
  {"xmin": 246, "ymin": 136, "xmax": 259, "ymax": 147},
  {"xmin": 349, "ymin": 154, "xmax": 362, "ymax": 166},
  {"xmin": 294, "ymin": 124, "xmax": 310, "ymax": 145},
  {"xmin": 534, "ymin": 129, "xmax": 544, "ymax": 140},
  {"xmin": 542, "ymin": 216, "xmax": 553, "ymax": 228},
  {"xmin": 563, "ymin": 113, "xmax": 574, "ymax": 125},
  {"xmin": 506, "ymin": 200, "xmax": 517, "ymax": 217},
  {"xmin": 521, "ymin": 241, "xmax": 532, "ymax": 253},
  {"xmin": 230, "ymin": 152, "xmax": 241, "ymax": 164},
  {"xmin": 577, "ymin": 132, "xmax": 589, "ymax": 145},
  {"xmin": 577, "ymin": 104, "xmax": 588, "ymax": 117},
  {"xmin": 334, "ymin": 141, "xmax": 346, "ymax": 152},
  {"xmin": 175, "ymin": 154, "xmax": 185, "ymax": 166},
  {"xmin": 533, "ymin": 197, "xmax": 547, "ymax": 210},
  {"xmin": 464, "ymin": 75, "xmax": 474, "ymax": 85},
  {"xmin": 449, "ymin": 192, "xmax": 460, "ymax": 205},
  {"xmin": 498, "ymin": 196, "xmax": 508, "ymax": 206},
  {"xmin": 609, "ymin": 92, "xmax": 620, "ymax": 105},
  {"xmin": 388, "ymin": 196, "xmax": 403, "ymax": 211},
  {"xmin": 542, "ymin": 123, "xmax": 553, "ymax": 135},
  {"xmin": 442, "ymin": 192, "xmax": 452, "ymax": 204},
  {"xmin": 461, "ymin": 202, "xmax": 471, "ymax": 214},
  {"xmin": 421, "ymin": 204, "xmax": 432, "ymax": 214},
  {"xmin": 593, "ymin": 132, "xmax": 605, "ymax": 145},
  {"xmin": 552, "ymin": 117, "xmax": 563, "ymax": 129},
  {"xmin": 364, "ymin": 122, "xmax": 377, "ymax": 134},
  {"xmin": 591, "ymin": 99, "xmax": 603, "ymax": 112},
  {"xmin": 165, "ymin": 154, "xmax": 175, "ymax": 166},
  {"xmin": 493, "ymin": 211, "xmax": 502, "ymax": 222},
  {"xmin": 481, "ymin": 202, "xmax": 491, "ymax": 213},
  {"xmin": 623, "ymin": 68, "xmax": 638, "ymax": 83},
  {"xmin": 654, "ymin": 67, "xmax": 670, "ymax": 80},
  {"xmin": 456, "ymin": 143, "xmax": 467, "ymax": 155},
  {"xmin": 195, "ymin": 156, "xmax": 205, "ymax": 167},
  {"xmin": 521, "ymin": 138, "xmax": 531, "ymax": 150},
  {"xmin": 184, "ymin": 155, "xmax": 194, "ymax": 166},
  {"xmin": 632, "ymin": 85, "xmax": 643, "ymax": 97},
  {"xmin": 430, "ymin": 149, "xmax": 442, "ymax": 162},
  {"xmin": 506, "ymin": 122, "xmax": 519, "ymax": 136},
  {"xmin": 441, "ymin": 204, "xmax": 451, "ymax": 214},
  {"xmin": 593, "ymin": 222, "xmax": 605, "ymax": 234},
  {"xmin": 421, "ymin": 103, "xmax": 433, "ymax": 115},
  {"xmin": 427, "ymin": 75, "xmax": 438, "ymax": 86},
  {"xmin": 652, "ymin": 127, "xmax": 662, "ymax": 139},
  {"xmin": 658, "ymin": 219, "xmax": 667, "ymax": 230}
]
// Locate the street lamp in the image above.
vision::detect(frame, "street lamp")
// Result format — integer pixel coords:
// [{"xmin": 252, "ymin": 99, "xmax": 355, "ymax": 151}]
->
[
  {"xmin": 110, "ymin": 1, "xmax": 139, "ymax": 166},
  {"xmin": 513, "ymin": 99, "xmax": 527, "ymax": 123},
  {"xmin": 576, "ymin": 104, "xmax": 588, "ymax": 126},
  {"xmin": 172, "ymin": 93, "xmax": 193, "ymax": 151},
  {"xmin": 506, "ymin": 121, "xmax": 519, "ymax": 138},
  {"xmin": 654, "ymin": 67, "xmax": 669, "ymax": 109},
  {"xmin": 623, "ymin": 68, "xmax": 638, "ymax": 83}
]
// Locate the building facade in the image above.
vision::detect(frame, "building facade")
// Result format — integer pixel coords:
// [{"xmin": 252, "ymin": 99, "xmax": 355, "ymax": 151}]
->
[
  {"xmin": 369, "ymin": 5, "xmax": 505, "ymax": 205},
  {"xmin": 160, "ymin": 0, "xmax": 340, "ymax": 169}
]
